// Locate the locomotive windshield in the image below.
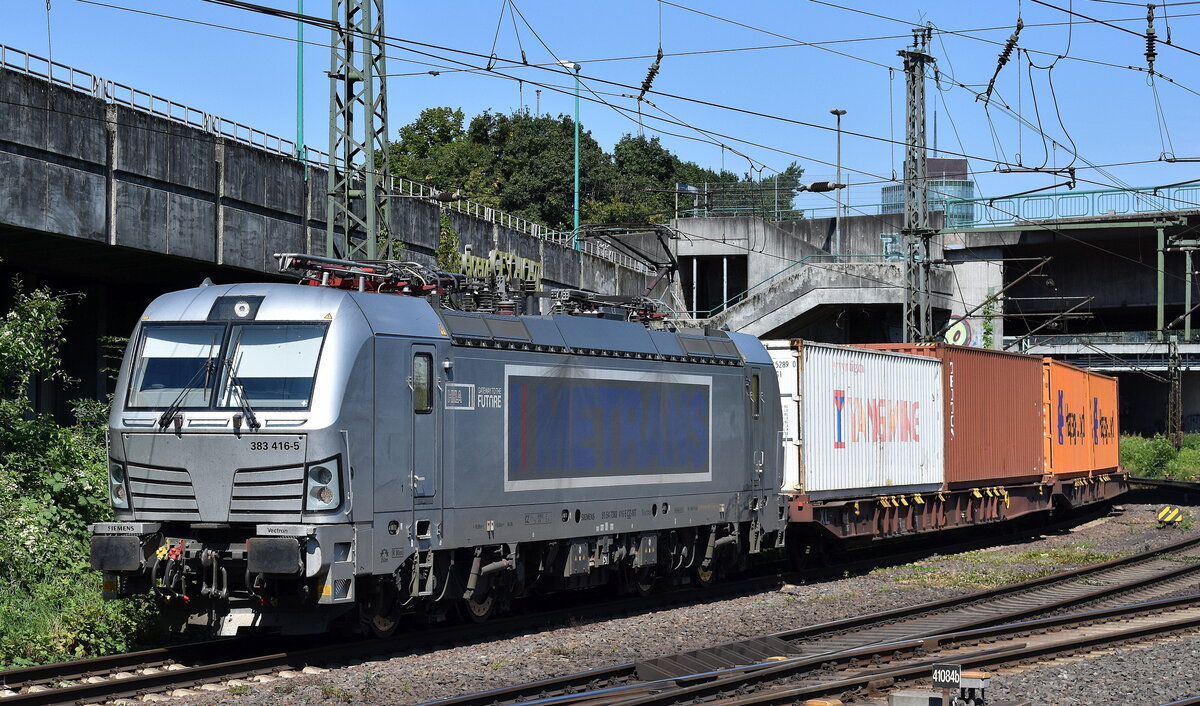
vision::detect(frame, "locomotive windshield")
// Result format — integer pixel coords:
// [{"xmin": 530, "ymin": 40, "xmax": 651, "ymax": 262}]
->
[
  {"xmin": 127, "ymin": 325, "xmax": 223, "ymax": 408},
  {"xmin": 217, "ymin": 324, "xmax": 325, "ymax": 408},
  {"xmin": 127, "ymin": 322, "xmax": 327, "ymax": 410}
]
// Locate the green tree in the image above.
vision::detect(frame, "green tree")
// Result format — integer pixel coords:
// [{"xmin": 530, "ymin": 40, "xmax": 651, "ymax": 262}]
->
[
  {"xmin": 391, "ymin": 106, "xmax": 466, "ymax": 181},
  {"xmin": 593, "ymin": 134, "xmax": 733, "ymax": 223},
  {"xmin": 436, "ymin": 212, "xmax": 461, "ymax": 272},
  {"xmin": 389, "ymin": 107, "xmax": 796, "ymax": 230},
  {"xmin": 466, "ymin": 110, "xmax": 614, "ymax": 229}
]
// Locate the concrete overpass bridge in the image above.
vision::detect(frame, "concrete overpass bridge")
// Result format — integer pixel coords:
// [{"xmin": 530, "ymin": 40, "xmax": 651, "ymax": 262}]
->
[
  {"xmin": 943, "ymin": 192, "xmax": 1200, "ymax": 435},
  {"xmin": 0, "ymin": 45, "xmax": 658, "ymax": 414}
]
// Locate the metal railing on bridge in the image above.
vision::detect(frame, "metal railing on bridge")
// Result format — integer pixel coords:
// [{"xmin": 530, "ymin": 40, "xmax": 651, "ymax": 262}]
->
[
  {"xmin": 945, "ymin": 181, "xmax": 1200, "ymax": 229},
  {"xmin": 0, "ymin": 45, "xmax": 649, "ymax": 274}
]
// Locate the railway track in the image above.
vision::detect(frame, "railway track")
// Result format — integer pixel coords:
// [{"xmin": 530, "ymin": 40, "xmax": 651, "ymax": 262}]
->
[
  {"xmin": 611, "ymin": 594, "xmax": 1200, "ymax": 705},
  {"xmin": 0, "ymin": 567, "xmax": 796, "ymax": 705},
  {"xmin": 433, "ymin": 533, "xmax": 1200, "ymax": 706},
  {"xmin": 0, "ymin": 502, "xmax": 1133, "ymax": 704},
  {"xmin": 1131, "ymin": 476, "xmax": 1200, "ymax": 495}
]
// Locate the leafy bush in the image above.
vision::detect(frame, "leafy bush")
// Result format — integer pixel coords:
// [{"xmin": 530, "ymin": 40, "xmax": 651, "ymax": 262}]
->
[
  {"xmin": 1120, "ymin": 433, "xmax": 1176, "ymax": 477},
  {"xmin": 1120, "ymin": 433, "xmax": 1200, "ymax": 480},
  {"xmin": 0, "ymin": 278, "xmax": 155, "ymax": 667},
  {"xmin": 1166, "ymin": 448, "xmax": 1200, "ymax": 481}
]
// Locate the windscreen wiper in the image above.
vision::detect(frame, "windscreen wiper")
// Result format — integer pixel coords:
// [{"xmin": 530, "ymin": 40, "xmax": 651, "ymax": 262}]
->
[
  {"xmin": 220, "ymin": 358, "xmax": 261, "ymax": 430},
  {"xmin": 158, "ymin": 358, "xmax": 217, "ymax": 429}
]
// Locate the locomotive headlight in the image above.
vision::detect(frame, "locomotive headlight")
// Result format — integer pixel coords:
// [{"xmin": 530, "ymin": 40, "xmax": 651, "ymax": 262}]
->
[
  {"xmin": 109, "ymin": 461, "xmax": 129, "ymax": 509},
  {"xmin": 304, "ymin": 459, "xmax": 341, "ymax": 512},
  {"xmin": 310, "ymin": 466, "xmax": 333, "ymax": 485}
]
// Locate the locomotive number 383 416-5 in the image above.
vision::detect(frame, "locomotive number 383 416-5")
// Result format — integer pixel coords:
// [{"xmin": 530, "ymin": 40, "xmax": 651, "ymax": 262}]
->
[{"xmin": 249, "ymin": 440, "xmax": 301, "ymax": 452}]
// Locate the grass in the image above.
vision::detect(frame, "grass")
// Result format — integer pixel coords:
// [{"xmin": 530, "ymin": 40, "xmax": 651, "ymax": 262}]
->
[{"xmin": 869, "ymin": 543, "xmax": 1121, "ymax": 590}]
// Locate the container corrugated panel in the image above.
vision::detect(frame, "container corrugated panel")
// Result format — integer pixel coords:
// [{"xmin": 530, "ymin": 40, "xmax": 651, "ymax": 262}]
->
[
  {"xmin": 800, "ymin": 341, "xmax": 944, "ymax": 499},
  {"xmin": 861, "ymin": 344, "xmax": 1044, "ymax": 487},
  {"xmin": 764, "ymin": 340, "xmax": 803, "ymax": 491},
  {"xmin": 1043, "ymin": 359, "xmax": 1095, "ymax": 478},
  {"xmin": 1088, "ymin": 372, "xmax": 1120, "ymax": 471}
]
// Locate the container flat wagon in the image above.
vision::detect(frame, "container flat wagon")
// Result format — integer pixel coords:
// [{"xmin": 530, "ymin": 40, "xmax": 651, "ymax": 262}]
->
[{"xmin": 767, "ymin": 340, "xmax": 1126, "ymax": 556}]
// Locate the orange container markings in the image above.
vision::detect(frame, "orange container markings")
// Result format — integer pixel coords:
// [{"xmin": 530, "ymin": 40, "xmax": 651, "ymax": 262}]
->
[
  {"xmin": 1043, "ymin": 358, "xmax": 1105, "ymax": 479},
  {"xmin": 861, "ymin": 343, "xmax": 1044, "ymax": 487},
  {"xmin": 1088, "ymin": 372, "xmax": 1120, "ymax": 471}
]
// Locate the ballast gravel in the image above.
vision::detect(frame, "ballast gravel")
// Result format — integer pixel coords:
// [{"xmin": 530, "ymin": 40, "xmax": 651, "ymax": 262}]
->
[{"xmin": 178, "ymin": 499, "xmax": 1200, "ymax": 706}]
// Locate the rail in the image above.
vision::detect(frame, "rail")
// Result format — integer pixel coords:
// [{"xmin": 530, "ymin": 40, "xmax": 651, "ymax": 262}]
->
[
  {"xmin": 0, "ymin": 44, "xmax": 651, "ymax": 274},
  {"xmin": 441, "ymin": 534, "xmax": 1200, "ymax": 706}
]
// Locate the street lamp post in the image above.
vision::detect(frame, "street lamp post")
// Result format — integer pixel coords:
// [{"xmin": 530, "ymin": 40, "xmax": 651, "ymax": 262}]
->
[
  {"xmin": 559, "ymin": 60, "xmax": 583, "ymax": 251},
  {"xmin": 830, "ymin": 108, "xmax": 847, "ymax": 259}
]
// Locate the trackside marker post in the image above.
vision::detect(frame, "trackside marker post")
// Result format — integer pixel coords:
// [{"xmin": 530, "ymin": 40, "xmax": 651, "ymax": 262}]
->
[{"xmin": 931, "ymin": 663, "xmax": 960, "ymax": 706}]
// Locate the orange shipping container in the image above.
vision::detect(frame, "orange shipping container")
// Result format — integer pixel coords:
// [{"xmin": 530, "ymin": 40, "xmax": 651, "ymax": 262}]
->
[
  {"xmin": 1043, "ymin": 359, "xmax": 1095, "ymax": 478},
  {"xmin": 861, "ymin": 343, "xmax": 1044, "ymax": 487},
  {"xmin": 1088, "ymin": 372, "xmax": 1120, "ymax": 471}
]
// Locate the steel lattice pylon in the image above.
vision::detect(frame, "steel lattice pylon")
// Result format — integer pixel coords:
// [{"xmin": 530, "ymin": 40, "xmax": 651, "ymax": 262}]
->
[
  {"xmin": 326, "ymin": 0, "xmax": 392, "ymax": 261},
  {"xmin": 899, "ymin": 27, "xmax": 935, "ymax": 343}
]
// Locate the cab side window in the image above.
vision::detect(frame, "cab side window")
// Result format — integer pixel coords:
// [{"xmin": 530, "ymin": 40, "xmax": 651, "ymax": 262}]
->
[
  {"xmin": 413, "ymin": 354, "xmax": 433, "ymax": 414},
  {"xmin": 751, "ymin": 373, "xmax": 761, "ymax": 419}
]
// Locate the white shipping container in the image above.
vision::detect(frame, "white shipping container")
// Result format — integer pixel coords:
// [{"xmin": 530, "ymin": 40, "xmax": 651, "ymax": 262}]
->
[{"xmin": 765, "ymin": 340, "xmax": 944, "ymax": 499}]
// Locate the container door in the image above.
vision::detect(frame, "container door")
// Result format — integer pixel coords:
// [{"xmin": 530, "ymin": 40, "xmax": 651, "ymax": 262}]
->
[{"xmin": 410, "ymin": 345, "xmax": 440, "ymax": 501}]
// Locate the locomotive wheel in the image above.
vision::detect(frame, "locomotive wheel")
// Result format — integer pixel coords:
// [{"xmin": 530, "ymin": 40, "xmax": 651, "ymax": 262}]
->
[
  {"xmin": 634, "ymin": 569, "xmax": 657, "ymax": 597},
  {"xmin": 366, "ymin": 611, "xmax": 400, "ymax": 639},
  {"xmin": 363, "ymin": 581, "xmax": 401, "ymax": 638},
  {"xmin": 462, "ymin": 592, "xmax": 496, "ymax": 623},
  {"xmin": 693, "ymin": 564, "xmax": 718, "ymax": 589}
]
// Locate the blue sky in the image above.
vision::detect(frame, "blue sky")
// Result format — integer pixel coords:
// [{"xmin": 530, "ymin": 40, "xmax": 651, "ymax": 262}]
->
[{"xmin": 3, "ymin": 0, "xmax": 1199, "ymax": 217}]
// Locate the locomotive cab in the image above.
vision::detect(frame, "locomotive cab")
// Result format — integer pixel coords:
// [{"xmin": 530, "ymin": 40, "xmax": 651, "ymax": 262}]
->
[{"xmin": 88, "ymin": 281, "xmax": 432, "ymax": 634}]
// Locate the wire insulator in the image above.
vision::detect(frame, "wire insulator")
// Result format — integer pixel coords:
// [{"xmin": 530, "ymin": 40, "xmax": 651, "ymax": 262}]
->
[
  {"xmin": 981, "ymin": 17, "xmax": 1024, "ymax": 102},
  {"xmin": 1146, "ymin": 5, "xmax": 1158, "ymax": 72},
  {"xmin": 1146, "ymin": 27, "xmax": 1158, "ymax": 71},
  {"xmin": 638, "ymin": 47, "xmax": 665, "ymax": 100}
]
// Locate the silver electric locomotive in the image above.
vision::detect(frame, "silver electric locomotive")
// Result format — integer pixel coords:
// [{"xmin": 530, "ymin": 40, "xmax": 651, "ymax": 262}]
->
[{"xmin": 90, "ymin": 256, "xmax": 786, "ymax": 635}]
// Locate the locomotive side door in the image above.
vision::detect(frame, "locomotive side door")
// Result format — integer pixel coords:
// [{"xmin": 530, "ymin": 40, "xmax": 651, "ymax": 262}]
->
[
  {"xmin": 373, "ymin": 338, "xmax": 442, "ymax": 570},
  {"xmin": 747, "ymin": 367, "xmax": 765, "ymax": 492},
  {"xmin": 410, "ymin": 344, "xmax": 440, "ymax": 503},
  {"xmin": 373, "ymin": 335, "xmax": 414, "ymax": 570}
]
